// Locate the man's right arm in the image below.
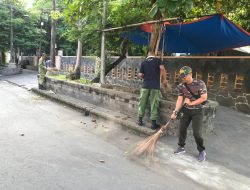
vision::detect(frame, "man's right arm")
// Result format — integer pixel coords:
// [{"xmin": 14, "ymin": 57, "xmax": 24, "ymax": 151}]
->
[
  {"xmin": 138, "ymin": 62, "xmax": 144, "ymax": 79},
  {"xmin": 171, "ymin": 96, "xmax": 184, "ymax": 120},
  {"xmin": 160, "ymin": 65, "xmax": 167, "ymax": 87},
  {"xmin": 138, "ymin": 72, "xmax": 144, "ymax": 79}
]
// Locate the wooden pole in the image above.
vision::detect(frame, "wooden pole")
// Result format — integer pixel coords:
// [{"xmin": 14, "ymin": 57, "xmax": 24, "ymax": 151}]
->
[
  {"xmin": 50, "ymin": 0, "xmax": 56, "ymax": 67},
  {"xmin": 101, "ymin": 13, "xmax": 218, "ymax": 32},
  {"xmin": 100, "ymin": 0, "xmax": 107, "ymax": 84},
  {"xmin": 10, "ymin": 5, "xmax": 14, "ymax": 63},
  {"xmin": 102, "ymin": 17, "xmax": 177, "ymax": 32}
]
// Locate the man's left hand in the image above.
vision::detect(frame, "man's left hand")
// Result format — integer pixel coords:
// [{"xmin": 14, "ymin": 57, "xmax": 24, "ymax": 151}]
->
[{"xmin": 184, "ymin": 98, "xmax": 192, "ymax": 105}]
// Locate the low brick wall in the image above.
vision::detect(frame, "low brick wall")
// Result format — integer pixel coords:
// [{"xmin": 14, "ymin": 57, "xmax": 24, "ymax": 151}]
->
[
  {"xmin": 50, "ymin": 55, "xmax": 250, "ymax": 115},
  {"xmin": 105, "ymin": 56, "xmax": 250, "ymax": 114},
  {"xmin": 216, "ymin": 93, "xmax": 250, "ymax": 114},
  {"xmin": 0, "ymin": 64, "xmax": 22, "ymax": 76},
  {"xmin": 21, "ymin": 56, "xmax": 38, "ymax": 70},
  {"xmin": 45, "ymin": 77, "xmax": 218, "ymax": 136},
  {"xmin": 58, "ymin": 56, "xmax": 99, "ymax": 80}
]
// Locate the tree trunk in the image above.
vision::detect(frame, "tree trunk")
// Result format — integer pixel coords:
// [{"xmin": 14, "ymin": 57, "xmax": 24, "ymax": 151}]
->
[
  {"xmin": 0, "ymin": 51, "xmax": 2, "ymax": 65},
  {"xmin": 148, "ymin": 24, "xmax": 163, "ymax": 54},
  {"xmin": 67, "ymin": 39, "xmax": 82, "ymax": 80},
  {"xmin": 18, "ymin": 51, "xmax": 23, "ymax": 66},
  {"xmin": 148, "ymin": 0, "xmax": 163, "ymax": 55},
  {"xmin": 91, "ymin": 39, "xmax": 129, "ymax": 83},
  {"xmin": 50, "ymin": 0, "xmax": 56, "ymax": 67},
  {"xmin": 14, "ymin": 49, "xmax": 18, "ymax": 64},
  {"xmin": 2, "ymin": 51, "xmax": 6, "ymax": 65},
  {"xmin": 74, "ymin": 39, "xmax": 83, "ymax": 79}
]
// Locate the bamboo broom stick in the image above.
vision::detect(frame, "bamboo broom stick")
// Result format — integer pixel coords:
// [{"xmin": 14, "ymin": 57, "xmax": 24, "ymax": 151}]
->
[{"xmin": 132, "ymin": 118, "xmax": 172, "ymax": 157}]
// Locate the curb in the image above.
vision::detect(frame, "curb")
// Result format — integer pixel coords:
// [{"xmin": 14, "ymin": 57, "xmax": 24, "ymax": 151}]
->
[{"xmin": 31, "ymin": 87, "xmax": 156, "ymax": 136}]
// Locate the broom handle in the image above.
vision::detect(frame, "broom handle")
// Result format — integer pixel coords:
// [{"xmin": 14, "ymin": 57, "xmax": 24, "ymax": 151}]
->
[{"xmin": 159, "ymin": 118, "xmax": 172, "ymax": 133}]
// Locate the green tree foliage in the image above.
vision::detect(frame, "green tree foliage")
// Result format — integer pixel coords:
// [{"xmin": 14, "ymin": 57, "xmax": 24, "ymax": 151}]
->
[
  {"xmin": 0, "ymin": 0, "xmax": 41, "ymax": 56},
  {"xmin": 149, "ymin": 0, "xmax": 193, "ymax": 18},
  {"xmin": 63, "ymin": 0, "xmax": 103, "ymax": 55},
  {"xmin": 1, "ymin": 0, "xmax": 249, "ymax": 59},
  {"xmin": 60, "ymin": 1, "xmax": 218, "ymax": 54},
  {"xmin": 30, "ymin": 0, "xmax": 76, "ymax": 55},
  {"xmin": 0, "ymin": 4, "xmax": 10, "ymax": 51},
  {"xmin": 189, "ymin": 0, "xmax": 250, "ymax": 31}
]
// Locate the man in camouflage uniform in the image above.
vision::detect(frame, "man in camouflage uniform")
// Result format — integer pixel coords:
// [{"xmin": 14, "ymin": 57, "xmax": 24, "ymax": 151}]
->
[
  {"xmin": 171, "ymin": 66, "xmax": 208, "ymax": 162},
  {"xmin": 38, "ymin": 53, "xmax": 47, "ymax": 90},
  {"xmin": 137, "ymin": 51, "xmax": 168, "ymax": 130}
]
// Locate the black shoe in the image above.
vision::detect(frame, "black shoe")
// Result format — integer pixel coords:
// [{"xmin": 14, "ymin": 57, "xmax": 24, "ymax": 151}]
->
[
  {"xmin": 137, "ymin": 117, "xmax": 143, "ymax": 126},
  {"xmin": 151, "ymin": 120, "xmax": 160, "ymax": 130},
  {"xmin": 151, "ymin": 124, "xmax": 160, "ymax": 130},
  {"xmin": 38, "ymin": 84, "xmax": 46, "ymax": 90}
]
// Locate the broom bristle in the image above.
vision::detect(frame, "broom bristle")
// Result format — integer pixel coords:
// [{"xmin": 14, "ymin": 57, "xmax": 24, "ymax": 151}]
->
[
  {"xmin": 132, "ymin": 119, "xmax": 172, "ymax": 156},
  {"xmin": 133, "ymin": 129, "xmax": 162, "ymax": 156}
]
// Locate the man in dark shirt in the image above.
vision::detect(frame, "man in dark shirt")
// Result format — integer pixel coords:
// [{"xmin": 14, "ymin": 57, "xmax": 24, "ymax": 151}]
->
[
  {"xmin": 137, "ymin": 52, "xmax": 167, "ymax": 130},
  {"xmin": 170, "ymin": 66, "xmax": 207, "ymax": 162}
]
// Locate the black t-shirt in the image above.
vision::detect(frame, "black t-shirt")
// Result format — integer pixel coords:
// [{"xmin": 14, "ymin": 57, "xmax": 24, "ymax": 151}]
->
[{"xmin": 140, "ymin": 56, "xmax": 161, "ymax": 90}]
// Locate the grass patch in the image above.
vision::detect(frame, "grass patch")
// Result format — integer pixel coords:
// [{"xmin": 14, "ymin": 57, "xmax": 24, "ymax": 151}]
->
[
  {"xmin": 50, "ymin": 74, "xmax": 66, "ymax": 80},
  {"xmin": 73, "ymin": 78, "xmax": 92, "ymax": 84},
  {"xmin": 49, "ymin": 74, "xmax": 91, "ymax": 84}
]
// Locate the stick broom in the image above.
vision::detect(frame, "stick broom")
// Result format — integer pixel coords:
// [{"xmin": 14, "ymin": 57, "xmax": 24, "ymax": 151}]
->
[{"xmin": 133, "ymin": 119, "xmax": 172, "ymax": 156}]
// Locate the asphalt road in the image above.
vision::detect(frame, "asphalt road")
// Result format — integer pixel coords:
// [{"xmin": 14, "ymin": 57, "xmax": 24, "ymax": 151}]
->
[
  {"xmin": 1, "ymin": 70, "xmax": 250, "ymax": 190},
  {"xmin": 0, "ymin": 79, "xmax": 208, "ymax": 190}
]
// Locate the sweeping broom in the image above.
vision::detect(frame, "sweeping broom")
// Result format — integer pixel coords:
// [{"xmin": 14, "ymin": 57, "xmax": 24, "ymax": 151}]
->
[{"xmin": 132, "ymin": 118, "xmax": 172, "ymax": 157}]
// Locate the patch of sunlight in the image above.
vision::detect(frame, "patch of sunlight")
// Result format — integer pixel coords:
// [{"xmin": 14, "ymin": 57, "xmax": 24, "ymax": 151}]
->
[{"xmin": 31, "ymin": 96, "xmax": 45, "ymax": 101}]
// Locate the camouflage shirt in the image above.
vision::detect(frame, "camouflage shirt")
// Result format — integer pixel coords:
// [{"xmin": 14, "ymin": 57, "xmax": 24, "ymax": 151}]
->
[{"xmin": 178, "ymin": 79, "xmax": 207, "ymax": 109}]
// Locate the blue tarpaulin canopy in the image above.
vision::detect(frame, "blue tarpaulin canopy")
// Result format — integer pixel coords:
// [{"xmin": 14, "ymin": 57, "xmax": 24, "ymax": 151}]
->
[{"xmin": 121, "ymin": 14, "xmax": 250, "ymax": 54}]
